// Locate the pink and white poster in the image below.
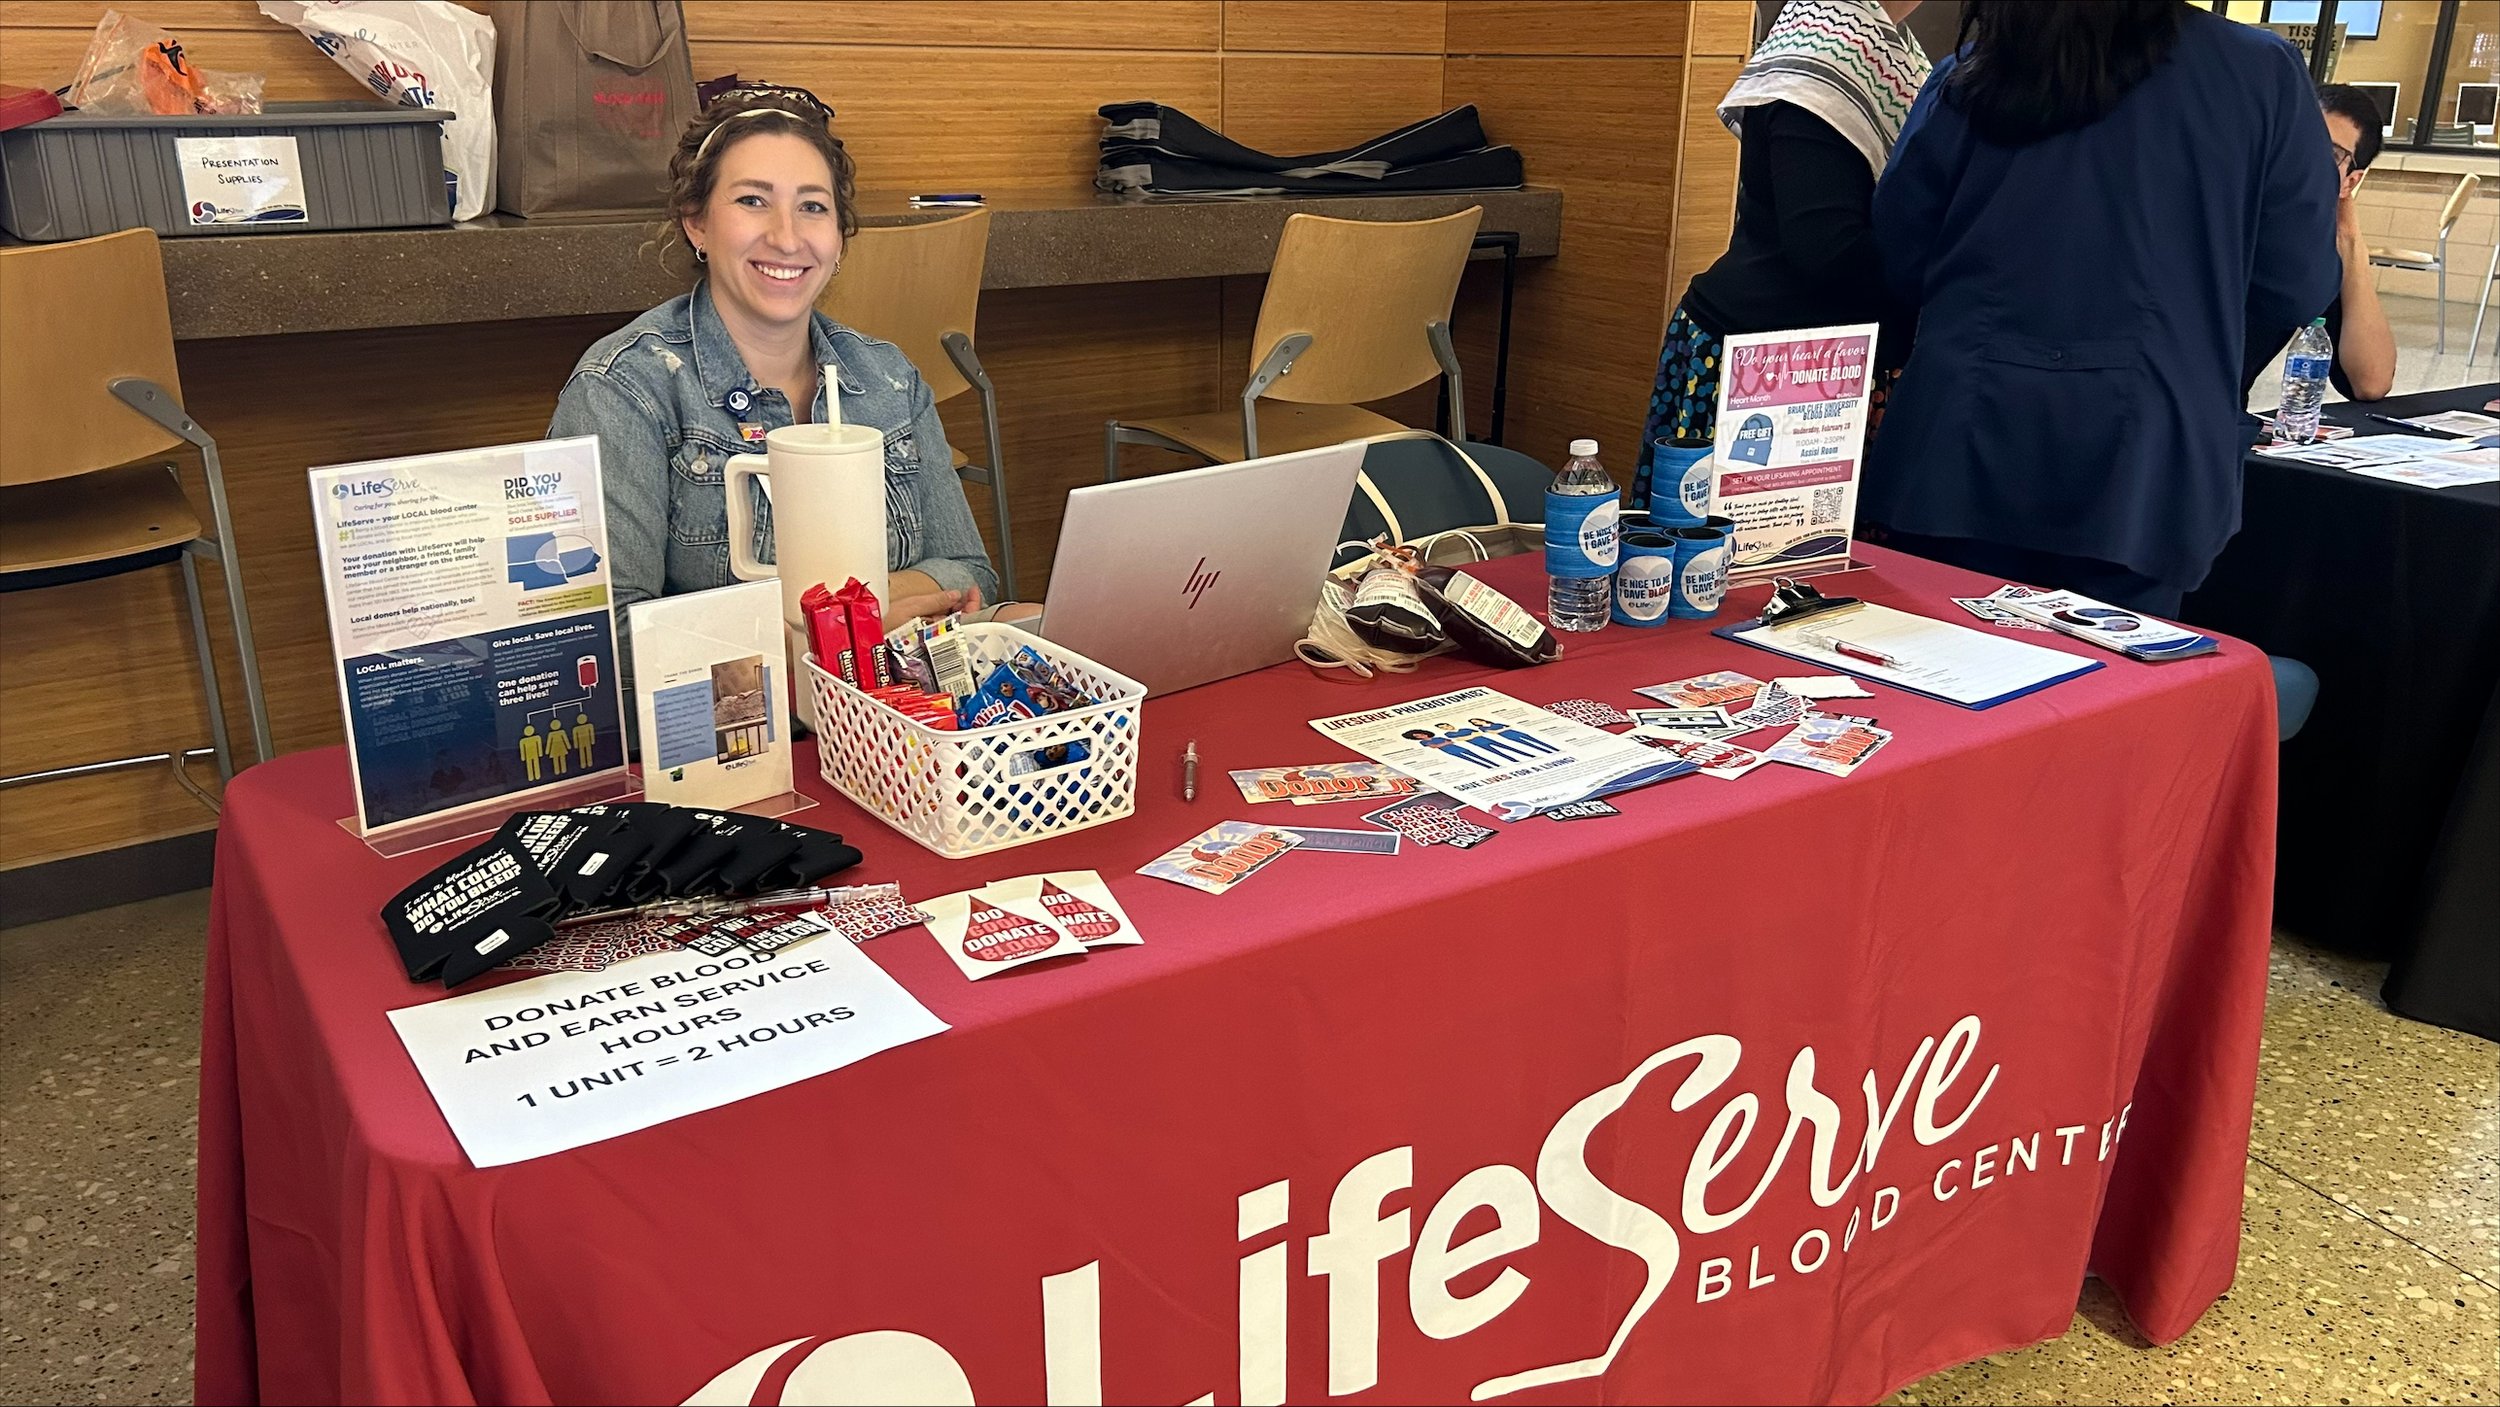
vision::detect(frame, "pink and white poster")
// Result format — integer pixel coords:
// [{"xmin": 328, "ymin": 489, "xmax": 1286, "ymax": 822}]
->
[{"xmin": 1709, "ymin": 323, "xmax": 1878, "ymax": 581}]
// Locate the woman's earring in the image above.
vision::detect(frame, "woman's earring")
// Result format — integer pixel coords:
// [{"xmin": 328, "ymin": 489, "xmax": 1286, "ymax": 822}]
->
[{"xmin": 694, "ymin": 246, "xmax": 708, "ymax": 264}]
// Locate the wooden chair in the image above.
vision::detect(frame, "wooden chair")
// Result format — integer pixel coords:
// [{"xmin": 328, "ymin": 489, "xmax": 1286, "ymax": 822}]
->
[
  {"xmin": 0, "ymin": 229, "xmax": 271, "ymax": 795},
  {"xmin": 817, "ymin": 209, "xmax": 1018, "ymax": 594},
  {"xmin": 2369, "ymin": 172, "xmax": 2481, "ymax": 352},
  {"xmin": 1103, "ymin": 206, "xmax": 1483, "ymax": 481}
]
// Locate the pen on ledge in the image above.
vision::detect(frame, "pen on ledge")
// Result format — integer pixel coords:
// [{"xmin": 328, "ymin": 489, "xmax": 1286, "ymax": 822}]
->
[
  {"xmin": 1183, "ymin": 740, "xmax": 1199, "ymax": 801},
  {"xmin": 909, "ymin": 193, "xmax": 985, "ymax": 206}
]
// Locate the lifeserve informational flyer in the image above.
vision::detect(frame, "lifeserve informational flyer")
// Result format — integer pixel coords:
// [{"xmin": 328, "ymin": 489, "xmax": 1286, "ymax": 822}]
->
[
  {"xmin": 310, "ymin": 437, "xmax": 626, "ymax": 835},
  {"xmin": 1709, "ymin": 322, "xmax": 1878, "ymax": 580}
]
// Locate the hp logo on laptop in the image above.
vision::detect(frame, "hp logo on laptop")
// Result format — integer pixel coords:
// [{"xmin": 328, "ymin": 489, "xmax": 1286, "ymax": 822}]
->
[{"xmin": 1182, "ymin": 556, "xmax": 1221, "ymax": 609}]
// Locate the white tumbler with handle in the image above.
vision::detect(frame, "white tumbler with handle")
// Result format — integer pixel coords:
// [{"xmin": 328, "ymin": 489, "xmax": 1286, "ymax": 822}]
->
[{"xmin": 722, "ymin": 422, "xmax": 889, "ymax": 631}]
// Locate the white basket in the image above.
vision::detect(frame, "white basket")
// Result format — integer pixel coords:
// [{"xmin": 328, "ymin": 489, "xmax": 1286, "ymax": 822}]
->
[{"xmin": 805, "ymin": 623, "xmax": 1145, "ymax": 860}]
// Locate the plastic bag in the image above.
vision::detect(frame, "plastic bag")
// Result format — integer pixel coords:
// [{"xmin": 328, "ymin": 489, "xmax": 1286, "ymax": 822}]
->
[
  {"xmin": 65, "ymin": 10, "xmax": 265, "ymax": 116},
  {"xmin": 258, "ymin": 0, "xmax": 498, "ymax": 219}
]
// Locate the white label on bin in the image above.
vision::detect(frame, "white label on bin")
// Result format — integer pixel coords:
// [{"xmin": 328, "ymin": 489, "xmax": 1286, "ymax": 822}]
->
[{"xmin": 175, "ymin": 136, "xmax": 308, "ymax": 226}]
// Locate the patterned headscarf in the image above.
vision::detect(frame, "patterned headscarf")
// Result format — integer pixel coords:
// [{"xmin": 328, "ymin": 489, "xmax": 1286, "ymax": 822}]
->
[{"xmin": 1718, "ymin": 0, "xmax": 1932, "ymax": 177}]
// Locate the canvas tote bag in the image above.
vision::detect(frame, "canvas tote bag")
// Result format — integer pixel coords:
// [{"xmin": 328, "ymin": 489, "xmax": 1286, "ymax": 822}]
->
[{"xmin": 492, "ymin": 0, "xmax": 697, "ymax": 217}]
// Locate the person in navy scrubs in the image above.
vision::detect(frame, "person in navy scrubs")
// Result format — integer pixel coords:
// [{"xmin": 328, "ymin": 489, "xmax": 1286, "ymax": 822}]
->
[{"xmin": 1864, "ymin": 0, "xmax": 2340, "ymax": 615}]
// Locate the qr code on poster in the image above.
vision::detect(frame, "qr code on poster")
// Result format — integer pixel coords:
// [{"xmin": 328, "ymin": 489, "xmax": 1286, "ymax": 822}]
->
[{"xmin": 1811, "ymin": 485, "xmax": 1846, "ymax": 522}]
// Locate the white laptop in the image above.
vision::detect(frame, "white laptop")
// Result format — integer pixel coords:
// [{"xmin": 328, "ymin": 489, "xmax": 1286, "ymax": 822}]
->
[{"xmin": 1036, "ymin": 442, "xmax": 1367, "ymax": 696}]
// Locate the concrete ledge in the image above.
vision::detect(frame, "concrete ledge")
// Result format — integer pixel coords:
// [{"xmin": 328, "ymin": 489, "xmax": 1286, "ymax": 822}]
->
[{"xmin": 157, "ymin": 184, "xmax": 1563, "ymax": 341}]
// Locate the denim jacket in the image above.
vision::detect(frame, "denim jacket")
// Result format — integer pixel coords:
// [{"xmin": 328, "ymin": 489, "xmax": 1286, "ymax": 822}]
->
[{"xmin": 549, "ymin": 281, "xmax": 1000, "ymax": 624}]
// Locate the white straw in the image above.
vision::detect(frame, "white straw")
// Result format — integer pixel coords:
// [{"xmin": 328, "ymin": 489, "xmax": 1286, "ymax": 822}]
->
[{"xmin": 823, "ymin": 362, "xmax": 842, "ymax": 426}]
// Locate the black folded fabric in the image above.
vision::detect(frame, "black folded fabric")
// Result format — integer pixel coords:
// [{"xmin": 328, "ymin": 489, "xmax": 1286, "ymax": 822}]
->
[
  {"xmin": 758, "ymin": 820, "xmax": 863, "ymax": 891},
  {"xmin": 702, "ymin": 812, "xmax": 805, "ymax": 894},
  {"xmin": 1095, "ymin": 102, "xmax": 1522, "ymax": 198},
  {"xmin": 381, "ymin": 835, "xmax": 563, "ymax": 984},
  {"xmin": 1097, "ymin": 102, "xmax": 1492, "ymax": 172}
]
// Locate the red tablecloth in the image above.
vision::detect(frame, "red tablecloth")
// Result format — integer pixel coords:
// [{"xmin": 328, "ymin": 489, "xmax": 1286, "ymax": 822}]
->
[{"xmin": 197, "ymin": 546, "xmax": 2279, "ymax": 1406}]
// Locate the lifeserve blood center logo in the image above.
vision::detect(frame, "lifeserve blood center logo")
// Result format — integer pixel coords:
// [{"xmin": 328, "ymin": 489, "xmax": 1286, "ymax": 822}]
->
[{"xmin": 684, "ymin": 1014, "xmax": 2140, "ymax": 1404}]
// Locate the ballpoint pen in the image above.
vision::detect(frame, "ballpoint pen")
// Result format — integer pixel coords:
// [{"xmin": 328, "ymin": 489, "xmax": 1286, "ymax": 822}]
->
[
  {"xmin": 1805, "ymin": 634, "xmax": 1904, "ymax": 669},
  {"xmin": 1183, "ymin": 739, "xmax": 1199, "ymax": 801}
]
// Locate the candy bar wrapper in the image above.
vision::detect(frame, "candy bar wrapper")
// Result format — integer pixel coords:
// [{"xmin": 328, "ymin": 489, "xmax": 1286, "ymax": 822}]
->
[
  {"xmin": 922, "ymin": 615, "xmax": 977, "ymax": 698},
  {"xmin": 1137, "ymin": 821, "xmax": 1302, "ymax": 895},
  {"xmin": 883, "ymin": 617, "xmax": 941, "ymax": 694},
  {"xmin": 921, "ymin": 888, "xmax": 1087, "ymax": 979},
  {"xmin": 803, "ymin": 583, "xmax": 860, "ymax": 686},
  {"xmin": 836, "ymin": 578, "xmax": 892, "ymax": 688},
  {"xmin": 981, "ymin": 870, "xmax": 1141, "ymax": 948}
]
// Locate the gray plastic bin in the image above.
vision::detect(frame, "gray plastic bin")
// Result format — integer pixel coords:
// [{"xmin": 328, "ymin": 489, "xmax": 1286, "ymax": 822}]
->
[{"xmin": 0, "ymin": 102, "xmax": 451, "ymax": 241}]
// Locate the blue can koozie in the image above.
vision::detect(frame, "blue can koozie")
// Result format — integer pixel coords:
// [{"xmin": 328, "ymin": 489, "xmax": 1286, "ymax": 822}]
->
[
  {"xmin": 1669, "ymin": 524, "xmax": 1731, "ymax": 619},
  {"xmin": 1647, "ymin": 437, "xmax": 1714, "ymax": 526},
  {"xmin": 1611, "ymin": 530, "xmax": 1679, "ymax": 626}
]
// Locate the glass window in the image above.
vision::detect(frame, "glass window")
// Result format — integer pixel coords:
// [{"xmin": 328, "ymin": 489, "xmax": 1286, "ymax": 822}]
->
[
  {"xmin": 2322, "ymin": 0, "xmax": 2450, "ymax": 142},
  {"xmin": 2432, "ymin": 3, "xmax": 2498, "ymax": 149}
]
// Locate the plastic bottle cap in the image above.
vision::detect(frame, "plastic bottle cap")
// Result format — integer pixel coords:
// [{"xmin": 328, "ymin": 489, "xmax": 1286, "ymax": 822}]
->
[
  {"xmin": 1569, "ymin": 438, "xmax": 1599, "ymax": 457},
  {"xmin": 2310, "ymin": 317, "xmax": 2327, "ymax": 327}
]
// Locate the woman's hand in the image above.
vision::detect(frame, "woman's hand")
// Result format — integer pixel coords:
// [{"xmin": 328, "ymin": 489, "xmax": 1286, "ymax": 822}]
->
[{"xmin": 884, "ymin": 583, "xmax": 981, "ymax": 629}]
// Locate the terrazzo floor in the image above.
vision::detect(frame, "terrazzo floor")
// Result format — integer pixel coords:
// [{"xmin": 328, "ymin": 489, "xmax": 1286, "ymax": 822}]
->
[{"xmin": 2, "ymin": 892, "xmax": 2494, "ymax": 1405}]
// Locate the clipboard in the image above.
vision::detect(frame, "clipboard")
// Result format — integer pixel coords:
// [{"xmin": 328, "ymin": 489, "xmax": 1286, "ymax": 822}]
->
[{"xmin": 1713, "ymin": 601, "xmax": 2103, "ymax": 710}]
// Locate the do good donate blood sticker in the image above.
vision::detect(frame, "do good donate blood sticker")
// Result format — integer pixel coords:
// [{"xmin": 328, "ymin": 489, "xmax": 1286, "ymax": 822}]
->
[{"xmin": 921, "ymin": 889, "xmax": 1086, "ymax": 980}]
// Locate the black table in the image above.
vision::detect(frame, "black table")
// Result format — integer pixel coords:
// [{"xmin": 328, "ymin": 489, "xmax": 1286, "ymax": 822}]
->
[{"xmin": 2185, "ymin": 383, "xmax": 2499, "ymax": 1042}]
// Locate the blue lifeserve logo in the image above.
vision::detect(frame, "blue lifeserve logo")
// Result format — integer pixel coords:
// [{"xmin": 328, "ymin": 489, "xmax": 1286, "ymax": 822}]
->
[{"xmin": 333, "ymin": 475, "xmax": 417, "ymax": 500}]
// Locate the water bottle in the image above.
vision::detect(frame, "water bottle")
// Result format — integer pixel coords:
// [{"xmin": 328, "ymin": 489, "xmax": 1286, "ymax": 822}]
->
[
  {"xmin": 1545, "ymin": 438, "xmax": 1621, "ymax": 632},
  {"xmin": 2273, "ymin": 318, "xmax": 2333, "ymax": 445}
]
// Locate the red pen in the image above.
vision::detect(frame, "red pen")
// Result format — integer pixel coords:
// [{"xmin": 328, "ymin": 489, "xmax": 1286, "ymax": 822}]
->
[{"xmin": 1807, "ymin": 634, "xmax": 1904, "ymax": 668}]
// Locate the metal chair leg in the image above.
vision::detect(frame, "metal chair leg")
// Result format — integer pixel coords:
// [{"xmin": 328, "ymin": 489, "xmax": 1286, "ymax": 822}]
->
[
  {"xmin": 2471, "ymin": 242, "xmax": 2498, "ymax": 367},
  {"xmin": 942, "ymin": 331, "xmax": 1016, "ymax": 596},
  {"xmin": 2436, "ymin": 237, "xmax": 2448, "ymax": 354},
  {"xmin": 179, "ymin": 547, "xmax": 236, "ymax": 783},
  {"xmin": 1104, "ymin": 419, "xmax": 1123, "ymax": 483},
  {"xmin": 110, "ymin": 378, "xmax": 272, "ymax": 765}
]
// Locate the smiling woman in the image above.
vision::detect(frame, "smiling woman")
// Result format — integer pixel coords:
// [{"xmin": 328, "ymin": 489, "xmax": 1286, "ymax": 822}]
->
[{"xmin": 548, "ymin": 86, "xmax": 1001, "ymax": 653}]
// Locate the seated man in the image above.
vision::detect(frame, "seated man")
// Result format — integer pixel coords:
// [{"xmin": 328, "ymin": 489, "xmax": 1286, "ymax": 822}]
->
[{"xmin": 2255, "ymin": 85, "xmax": 2398, "ymax": 402}]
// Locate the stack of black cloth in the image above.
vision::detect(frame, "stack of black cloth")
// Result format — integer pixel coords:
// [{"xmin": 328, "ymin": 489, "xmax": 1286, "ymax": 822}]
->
[
  {"xmin": 380, "ymin": 804, "xmax": 862, "ymax": 989},
  {"xmin": 1096, "ymin": 102, "xmax": 1523, "ymax": 198}
]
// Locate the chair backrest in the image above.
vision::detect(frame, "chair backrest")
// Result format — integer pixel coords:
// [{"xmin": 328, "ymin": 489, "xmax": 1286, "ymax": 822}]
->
[
  {"xmin": 0, "ymin": 228, "xmax": 184, "ymax": 486},
  {"xmin": 1250, "ymin": 207, "xmax": 1483, "ymax": 406},
  {"xmin": 816, "ymin": 208, "xmax": 989, "ymax": 403},
  {"xmin": 2437, "ymin": 173, "xmax": 2482, "ymax": 236}
]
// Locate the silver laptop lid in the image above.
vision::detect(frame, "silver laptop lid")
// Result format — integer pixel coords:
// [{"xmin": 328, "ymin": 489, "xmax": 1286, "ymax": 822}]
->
[{"xmin": 1039, "ymin": 442, "xmax": 1367, "ymax": 696}]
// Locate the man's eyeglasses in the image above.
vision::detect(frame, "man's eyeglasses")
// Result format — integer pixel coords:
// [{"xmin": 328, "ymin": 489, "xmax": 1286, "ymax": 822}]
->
[{"xmin": 2331, "ymin": 142, "xmax": 2356, "ymax": 172}]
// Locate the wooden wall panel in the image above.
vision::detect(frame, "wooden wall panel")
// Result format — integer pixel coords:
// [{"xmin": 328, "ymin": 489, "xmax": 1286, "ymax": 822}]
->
[
  {"xmin": 686, "ymin": 42, "xmax": 1219, "ymax": 191},
  {"xmin": 1446, "ymin": 56, "xmax": 1683, "ymax": 230},
  {"xmin": 1689, "ymin": 0, "xmax": 1756, "ymax": 56},
  {"xmin": 1223, "ymin": 1, "xmax": 1446, "ymax": 54},
  {"xmin": 1445, "ymin": 0, "xmax": 1688, "ymax": 56},
  {"xmin": 685, "ymin": 2, "xmax": 1219, "ymax": 51},
  {"xmin": 1218, "ymin": 54, "xmax": 1444, "ymax": 154}
]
